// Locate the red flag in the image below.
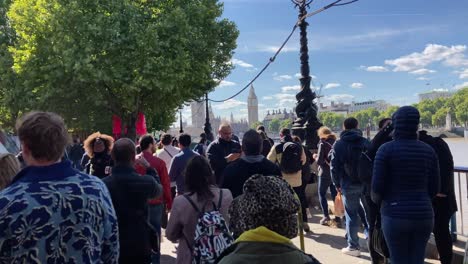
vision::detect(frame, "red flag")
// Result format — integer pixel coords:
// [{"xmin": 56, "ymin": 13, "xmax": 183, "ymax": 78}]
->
[
  {"xmin": 112, "ymin": 115, "xmax": 122, "ymax": 136},
  {"xmin": 136, "ymin": 112, "xmax": 147, "ymax": 135}
]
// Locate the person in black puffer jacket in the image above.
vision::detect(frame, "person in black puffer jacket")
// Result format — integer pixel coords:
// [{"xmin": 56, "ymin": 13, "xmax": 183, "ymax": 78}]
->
[
  {"xmin": 222, "ymin": 129, "xmax": 281, "ymax": 198},
  {"xmin": 372, "ymin": 106, "xmax": 439, "ymax": 264},
  {"xmin": 418, "ymin": 130, "xmax": 457, "ymax": 264}
]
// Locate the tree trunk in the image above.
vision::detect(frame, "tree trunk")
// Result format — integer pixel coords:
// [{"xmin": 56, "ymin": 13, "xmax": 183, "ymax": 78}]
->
[{"xmin": 127, "ymin": 113, "xmax": 137, "ymax": 142}]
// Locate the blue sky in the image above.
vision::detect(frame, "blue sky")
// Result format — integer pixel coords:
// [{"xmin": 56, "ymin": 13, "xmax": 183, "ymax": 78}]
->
[{"xmin": 183, "ymin": 0, "xmax": 468, "ymax": 123}]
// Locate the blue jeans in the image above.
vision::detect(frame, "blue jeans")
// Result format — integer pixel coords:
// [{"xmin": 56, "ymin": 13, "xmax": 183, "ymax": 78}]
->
[
  {"xmin": 318, "ymin": 175, "xmax": 337, "ymax": 218},
  {"xmin": 148, "ymin": 204, "xmax": 163, "ymax": 264},
  {"xmin": 342, "ymin": 184, "xmax": 363, "ymax": 249},
  {"xmin": 382, "ymin": 216, "xmax": 433, "ymax": 264}
]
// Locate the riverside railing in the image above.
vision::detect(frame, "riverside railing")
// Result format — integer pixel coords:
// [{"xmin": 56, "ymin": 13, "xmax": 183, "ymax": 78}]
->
[{"xmin": 454, "ymin": 166, "xmax": 468, "ymax": 238}]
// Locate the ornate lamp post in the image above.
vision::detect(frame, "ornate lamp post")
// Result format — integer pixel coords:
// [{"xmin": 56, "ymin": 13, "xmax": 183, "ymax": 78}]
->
[
  {"xmin": 291, "ymin": 0, "xmax": 322, "ymax": 150},
  {"xmin": 204, "ymin": 93, "xmax": 214, "ymax": 142},
  {"xmin": 179, "ymin": 106, "xmax": 184, "ymax": 134}
]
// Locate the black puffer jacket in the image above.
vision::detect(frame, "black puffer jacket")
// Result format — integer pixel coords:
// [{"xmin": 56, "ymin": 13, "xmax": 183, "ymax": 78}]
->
[
  {"xmin": 419, "ymin": 131, "xmax": 457, "ymax": 215},
  {"xmin": 372, "ymin": 106, "xmax": 440, "ymax": 219}
]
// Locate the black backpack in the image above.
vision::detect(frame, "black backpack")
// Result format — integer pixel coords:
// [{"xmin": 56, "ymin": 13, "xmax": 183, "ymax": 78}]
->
[
  {"xmin": 358, "ymin": 151, "xmax": 373, "ymax": 184},
  {"xmin": 344, "ymin": 139, "xmax": 368, "ymax": 184},
  {"xmin": 280, "ymin": 142, "xmax": 303, "ymax": 174}
]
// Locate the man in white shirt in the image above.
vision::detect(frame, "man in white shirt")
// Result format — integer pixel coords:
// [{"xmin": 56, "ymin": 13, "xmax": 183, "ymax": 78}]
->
[{"xmin": 156, "ymin": 133, "xmax": 180, "ymax": 199}]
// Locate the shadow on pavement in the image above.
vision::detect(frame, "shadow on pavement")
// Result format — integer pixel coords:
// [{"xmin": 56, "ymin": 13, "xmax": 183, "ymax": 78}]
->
[{"xmin": 160, "ymin": 254, "xmax": 176, "ymax": 264}]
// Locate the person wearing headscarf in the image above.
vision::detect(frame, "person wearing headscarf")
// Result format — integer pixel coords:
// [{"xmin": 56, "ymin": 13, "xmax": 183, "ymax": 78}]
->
[
  {"xmin": 217, "ymin": 175, "xmax": 321, "ymax": 264},
  {"xmin": 83, "ymin": 132, "xmax": 114, "ymax": 178}
]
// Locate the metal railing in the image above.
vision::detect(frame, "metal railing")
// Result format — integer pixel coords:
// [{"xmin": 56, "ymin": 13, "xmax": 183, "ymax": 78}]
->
[{"xmin": 454, "ymin": 166, "xmax": 468, "ymax": 238}]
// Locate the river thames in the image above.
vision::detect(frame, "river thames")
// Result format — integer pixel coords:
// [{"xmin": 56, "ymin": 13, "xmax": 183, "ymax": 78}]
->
[{"xmin": 445, "ymin": 138, "xmax": 468, "ymax": 237}]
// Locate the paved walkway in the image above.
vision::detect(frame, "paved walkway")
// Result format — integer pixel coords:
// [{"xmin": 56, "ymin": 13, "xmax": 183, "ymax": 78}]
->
[{"xmin": 159, "ymin": 208, "xmax": 442, "ymax": 264}]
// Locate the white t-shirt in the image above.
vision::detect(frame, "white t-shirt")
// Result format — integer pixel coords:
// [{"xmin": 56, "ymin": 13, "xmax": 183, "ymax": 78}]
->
[{"xmin": 156, "ymin": 145, "xmax": 180, "ymax": 173}]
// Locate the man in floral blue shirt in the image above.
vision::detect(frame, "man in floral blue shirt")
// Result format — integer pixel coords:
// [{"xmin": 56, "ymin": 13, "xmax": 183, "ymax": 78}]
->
[{"xmin": 0, "ymin": 111, "xmax": 119, "ymax": 263}]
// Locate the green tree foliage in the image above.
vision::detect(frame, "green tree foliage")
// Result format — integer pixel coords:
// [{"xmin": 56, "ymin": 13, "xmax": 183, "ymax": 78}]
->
[
  {"xmin": 250, "ymin": 121, "xmax": 263, "ymax": 130},
  {"xmin": 455, "ymin": 101, "xmax": 468, "ymax": 127},
  {"xmin": 4, "ymin": 0, "xmax": 238, "ymax": 138},
  {"xmin": 450, "ymin": 88, "xmax": 468, "ymax": 126},
  {"xmin": 280, "ymin": 119, "xmax": 292, "ymax": 130},
  {"xmin": 378, "ymin": 106, "xmax": 399, "ymax": 121},
  {"xmin": 0, "ymin": 0, "xmax": 26, "ymax": 131},
  {"xmin": 318, "ymin": 112, "xmax": 345, "ymax": 130},
  {"xmin": 432, "ymin": 107, "xmax": 449, "ymax": 127},
  {"xmin": 350, "ymin": 108, "xmax": 380, "ymax": 129},
  {"xmin": 269, "ymin": 118, "xmax": 281, "ymax": 133}
]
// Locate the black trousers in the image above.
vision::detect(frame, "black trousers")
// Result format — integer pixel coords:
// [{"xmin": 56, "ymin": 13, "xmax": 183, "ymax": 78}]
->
[
  {"xmin": 363, "ymin": 193, "xmax": 387, "ymax": 264},
  {"xmin": 293, "ymin": 183, "xmax": 308, "ymax": 222},
  {"xmin": 433, "ymin": 197, "xmax": 453, "ymax": 264}
]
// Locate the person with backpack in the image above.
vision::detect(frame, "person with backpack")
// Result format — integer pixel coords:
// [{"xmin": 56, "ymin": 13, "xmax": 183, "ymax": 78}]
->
[
  {"xmin": 166, "ymin": 155, "xmax": 233, "ymax": 264},
  {"xmin": 218, "ymin": 175, "xmax": 321, "ymax": 264},
  {"xmin": 267, "ymin": 128, "xmax": 306, "ymax": 188},
  {"xmin": 267, "ymin": 129, "xmax": 308, "ymax": 231},
  {"xmin": 419, "ymin": 130, "xmax": 457, "ymax": 264},
  {"xmin": 372, "ymin": 106, "xmax": 439, "ymax": 264},
  {"xmin": 314, "ymin": 126, "xmax": 339, "ymax": 226},
  {"xmin": 330, "ymin": 117, "xmax": 370, "ymax": 257},
  {"xmin": 222, "ymin": 129, "xmax": 281, "ymax": 198},
  {"xmin": 292, "ymin": 135, "xmax": 313, "ymax": 233}
]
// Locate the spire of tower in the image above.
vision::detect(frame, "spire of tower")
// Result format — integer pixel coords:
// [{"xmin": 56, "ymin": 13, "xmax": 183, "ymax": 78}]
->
[{"xmin": 248, "ymin": 84, "xmax": 257, "ymax": 99}]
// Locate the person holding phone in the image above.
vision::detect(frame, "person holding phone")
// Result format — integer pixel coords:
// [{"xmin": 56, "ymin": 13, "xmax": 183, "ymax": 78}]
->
[{"xmin": 206, "ymin": 123, "xmax": 241, "ymax": 186}]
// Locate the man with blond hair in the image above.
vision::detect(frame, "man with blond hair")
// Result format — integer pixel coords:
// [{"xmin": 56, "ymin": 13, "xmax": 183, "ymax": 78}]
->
[
  {"xmin": 207, "ymin": 122, "xmax": 241, "ymax": 185},
  {"xmin": 0, "ymin": 111, "xmax": 119, "ymax": 263}
]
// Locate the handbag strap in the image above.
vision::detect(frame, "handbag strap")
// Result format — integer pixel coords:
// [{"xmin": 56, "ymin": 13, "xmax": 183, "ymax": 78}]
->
[{"xmin": 164, "ymin": 148, "xmax": 174, "ymax": 158}]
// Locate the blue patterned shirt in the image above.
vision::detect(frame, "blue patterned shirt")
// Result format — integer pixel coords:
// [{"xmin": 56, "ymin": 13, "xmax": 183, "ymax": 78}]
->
[{"xmin": 0, "ymin": 160, "xmax": 119, "ymax": 263}]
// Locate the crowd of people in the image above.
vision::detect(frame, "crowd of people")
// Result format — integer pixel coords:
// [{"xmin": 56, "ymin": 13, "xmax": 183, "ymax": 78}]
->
[{"xmin": 0, "ymin": 106, "xmax": 458, "ymax": 264}]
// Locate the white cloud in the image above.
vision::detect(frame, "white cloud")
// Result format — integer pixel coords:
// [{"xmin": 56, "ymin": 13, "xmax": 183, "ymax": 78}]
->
[
  {"xmin": 454, "ymin": 82, "xmax": 468, "ymax": 90},
  {"xmin": 350, "ymin": 82, "xmax": 364, "ymax": 89},
  {"xmin": 257, "ymin": 45, "xmax": 299, "ymax": 53},
  {"xmin": 274, "ymin": 75, "xmax": 293, "ymax": 81},
  {"xmin": 417, "ymin": 77, "xmax": 430, "ymax": 81},
  {"xmin": 324, "ymin": 83, "xmax": 341, "ymax": 89},
  {"xmin": 231, "ymin": 58, "xmax": 254, "ymax": 68},
  {"xmin": 212, "ymin": 99, "xmax": 246, "ymax": 110},
  {"xmin": 217, "ymin": 80, "xmax": 236, "ymax": 88},
  {"xmin": 365, "ymin": 66, "xmax": 389, "ymax": 72},
  {"xmin": 409, "ymin": 68, "xmax": 436, "ymax": 75},
  {"xmin": 458, "ymin": 69, "xmax": 468, "ymax": 79},
  {"xmin": 385, "ymin": 44, "xmax": 468, "ymax": 72},
  {"xmin": 263, "ymin": 96, "xmax": 273, "ymax": 100},
  {"xmin": 281, "ymin": 85, "xmax": 301, "ymax": 92}
]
